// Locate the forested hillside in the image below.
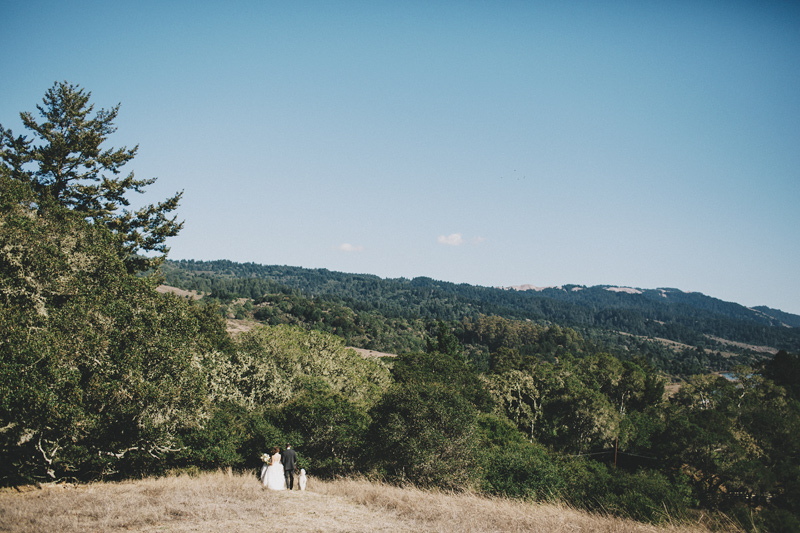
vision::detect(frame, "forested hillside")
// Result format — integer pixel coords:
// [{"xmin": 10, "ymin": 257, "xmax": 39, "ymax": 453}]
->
[
  {"xmin": 161, "ymin": 259, "xmax": 799, "ymax": 375},
  {"xmin": 4, "ymin": 84, "xmax": 800, "ymax": 533}
]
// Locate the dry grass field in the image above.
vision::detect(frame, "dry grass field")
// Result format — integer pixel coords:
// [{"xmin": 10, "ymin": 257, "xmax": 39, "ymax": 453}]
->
[{"xmin": 0, "ymin": 470, "xmax": 735, "ymax": 533}]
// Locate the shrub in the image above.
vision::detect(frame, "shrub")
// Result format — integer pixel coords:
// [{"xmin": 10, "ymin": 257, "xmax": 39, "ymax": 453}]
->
[
  {"xmin": 562, "ymin": 459, "xmax": 692, "ymax": 524},
  {"xmin": 367, "ymin": 382, "xmax": 479, "ymax": 490},
  {"xmin": 276, "ymin": 379, "xmax": 371, "ymax": 477},
  {"xmin": 480, "ymin": 444, "xmax": 563, "ymax": 500}
]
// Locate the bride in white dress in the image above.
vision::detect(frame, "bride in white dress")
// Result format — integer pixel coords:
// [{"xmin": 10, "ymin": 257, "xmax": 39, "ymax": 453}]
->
[{"xmin": 261, "ymin": 447, "xmax": 286, "ymax": 490}]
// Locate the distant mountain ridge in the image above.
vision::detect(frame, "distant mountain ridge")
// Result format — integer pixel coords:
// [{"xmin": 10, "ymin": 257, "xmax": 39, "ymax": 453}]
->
[
  {"xmin": 752, "ymin": 305, "xmax": 800, "ymax": 328},
  {"xmin": 505, "ymin": 284, "xmax": 799, "ymax": 329},
  {"xmin": 161, "ymin": 260, "xmax": 800, "ymax": 360}
]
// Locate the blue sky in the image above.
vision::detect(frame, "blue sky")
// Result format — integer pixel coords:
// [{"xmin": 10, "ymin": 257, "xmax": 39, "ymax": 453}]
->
[{"xmin": 3, "ymin": 1, "xmax": 799, "ymax": 314}]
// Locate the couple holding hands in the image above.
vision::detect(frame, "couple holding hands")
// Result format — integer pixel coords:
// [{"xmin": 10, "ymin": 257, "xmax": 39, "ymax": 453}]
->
[{"xmin": 261, "ymin": 443, "xmax": 304, "ymax": 491}]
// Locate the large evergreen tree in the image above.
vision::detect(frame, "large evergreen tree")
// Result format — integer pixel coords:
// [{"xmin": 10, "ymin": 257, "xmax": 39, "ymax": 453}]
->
[{"xmin": 0, "ymin": 81, "xmax": 182, "ymax": 272}]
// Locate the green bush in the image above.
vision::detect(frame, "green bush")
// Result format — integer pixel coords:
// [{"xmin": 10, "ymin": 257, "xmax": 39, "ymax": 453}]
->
[
  {"xmin": 475, "ymin": 414, "xmax": 561, "ymax": 500},
  {"xmin": 176, "ymin": 402, "xmax": 284, "ymax": 471},
  {"xmin": 367, "ymin": 382, "xmax": 479, "ymax": 490},
  {"xmin": 562, "ymin": 459, "xmax": 692, "ymax": 524},
  {"xmin": 275, "ymin": 379, "xmax": 370, "ymax": 477},
  {"xmin": 756, "ymin": 507, "xmax": 800, "ymax": 533},
  {"xmin": 480, "ymin": 443, "xmax": 563, "ymax": 500}
]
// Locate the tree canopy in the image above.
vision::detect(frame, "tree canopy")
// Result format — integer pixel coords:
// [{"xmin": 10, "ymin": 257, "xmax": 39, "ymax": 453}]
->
[
  {"xmin": 0, "ymin": 81, "xmax": 182, "ymax": 272},
  {"xmin": 0, "ymin": 166, "xmax": 208, "ymax": 482}
]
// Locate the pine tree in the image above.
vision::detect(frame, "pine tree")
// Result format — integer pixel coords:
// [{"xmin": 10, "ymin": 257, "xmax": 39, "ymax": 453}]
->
[{"xmin": 0, "ymin": 81, "xmax": 182, "ymax": 272}]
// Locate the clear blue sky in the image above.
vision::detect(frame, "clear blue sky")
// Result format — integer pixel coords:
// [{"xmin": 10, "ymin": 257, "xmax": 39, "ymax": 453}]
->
[{"xmin": 3, "ymin": 1, "xmax": 799, "ymax": 314}]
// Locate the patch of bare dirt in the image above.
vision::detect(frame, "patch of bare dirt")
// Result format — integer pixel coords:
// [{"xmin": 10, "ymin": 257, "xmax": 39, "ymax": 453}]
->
[
  {"xmin": 616, "ymin": 331, "xmax": 775, "ymax": 359},
  {"xmin": 703, "ymin": 335, "xmax": 778, "ymax": 355},
  {"xmin": 226, "ymin": 319, "xmax": 258, "ymax": 336},
  {"xmin": 156, "ymin": 285, "xmax": 202, "ymax": 300},
  {"xmin": 348, "ymin": 348, "xmax": 398, "ymax": 358}
]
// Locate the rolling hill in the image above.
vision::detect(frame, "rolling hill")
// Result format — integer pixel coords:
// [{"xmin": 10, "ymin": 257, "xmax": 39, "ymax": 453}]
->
[{"xmin": 160, "ymin": 259, "xmax": 799, "ymax": 374}]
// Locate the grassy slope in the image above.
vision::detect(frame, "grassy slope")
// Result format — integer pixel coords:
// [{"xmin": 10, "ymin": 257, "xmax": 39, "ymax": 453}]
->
[{"xmin": 0, "ymin": 471, "xmax": 733, "ymax": 533}]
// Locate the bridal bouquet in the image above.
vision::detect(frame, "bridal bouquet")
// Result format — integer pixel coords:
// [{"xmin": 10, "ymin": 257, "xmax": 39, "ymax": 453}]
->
[{"xmin": 260, "ymin": 453, "xmax": 270, "ymax": 463}]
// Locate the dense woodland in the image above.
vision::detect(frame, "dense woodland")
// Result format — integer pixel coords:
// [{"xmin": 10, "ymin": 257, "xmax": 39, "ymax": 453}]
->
[
  {"xmin": 3, "ymin": 83, "xmax": 800, "ymax": 532},
  {"xmin": 160, "ymin": 258, "xmax": 800, "ymax": 375}
]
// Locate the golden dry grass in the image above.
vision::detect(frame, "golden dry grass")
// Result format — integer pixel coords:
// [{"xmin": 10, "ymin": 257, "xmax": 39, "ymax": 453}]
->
[
  {"xmin": 0, "ymin": 470, "xmax": 732, "ymax": 533},
  {"xmin": 155, "ymin": 285, "xmax": 202, "ymax": 300}
]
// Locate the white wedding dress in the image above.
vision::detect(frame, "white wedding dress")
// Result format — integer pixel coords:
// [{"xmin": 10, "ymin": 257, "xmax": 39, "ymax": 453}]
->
[{"xmin": 262, "ymin": 452, "xmax": 286, "ymax": 490}]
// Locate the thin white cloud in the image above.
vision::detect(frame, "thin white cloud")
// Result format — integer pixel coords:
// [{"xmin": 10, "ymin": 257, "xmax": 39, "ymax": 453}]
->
[
  {"xmin": 339, "ymin": 243, "xmax": 364, "ymax": 252},
  {"xmin": 438, "ymin": 233, "xmax": 464, "ymax": 246}
]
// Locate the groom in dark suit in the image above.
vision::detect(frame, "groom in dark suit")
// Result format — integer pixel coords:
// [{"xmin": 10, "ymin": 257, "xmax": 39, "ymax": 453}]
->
[{"xmin": 282, "ymin": 443, "xmax": 298, "ymax": 490}]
